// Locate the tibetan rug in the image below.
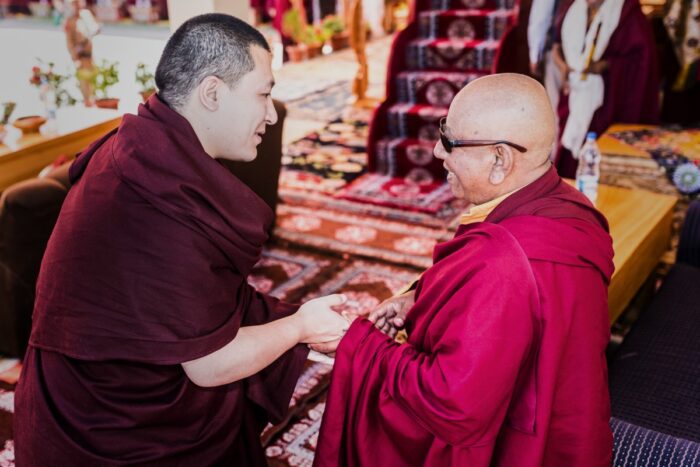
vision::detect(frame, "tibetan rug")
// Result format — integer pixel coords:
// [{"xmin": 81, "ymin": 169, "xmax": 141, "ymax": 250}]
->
[
  {"xmin": 247, "ymin": 246, "xmax": 344, "ymax": 303},
  {"xmin": 335, "ymin": 172, "xmax": 456, "ymax": 214},
  {"xmin": 274, "ymin": 203, "xmax": 452, "ymax": 269},
  {"xmin": 284, "ymin": 81, "xmax": 353, "ymax": 123},
  {"xmin": 279, "ymin": 116, "xmax": 467, "ymax": 231},
  {"xmin": 0, "ymin": 358, "xmax": 20, "ymax": 466},
  {"xmin": 265, "ymin": 395, "xmax": 327, "ymax": 467},
  {"xmin": 300, "ymin": 258, "xmax": 421, "ymax": 321}
]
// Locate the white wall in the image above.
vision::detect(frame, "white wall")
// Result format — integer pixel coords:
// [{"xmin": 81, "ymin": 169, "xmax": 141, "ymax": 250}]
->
[{"xmin": 166, "ymin": 0, "xmax": 254, "ymax": 31}]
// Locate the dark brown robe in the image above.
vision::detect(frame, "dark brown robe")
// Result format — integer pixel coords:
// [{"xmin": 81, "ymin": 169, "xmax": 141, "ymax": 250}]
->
[{"xmin": 14, "ymin": 95, "xmax": 308, "ymax": 466}]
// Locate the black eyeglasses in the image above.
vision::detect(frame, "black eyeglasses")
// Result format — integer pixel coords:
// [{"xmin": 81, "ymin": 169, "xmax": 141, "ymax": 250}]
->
[{"xmin": 439, "ymin": 117, "xmax": 527, "ymax": 154}]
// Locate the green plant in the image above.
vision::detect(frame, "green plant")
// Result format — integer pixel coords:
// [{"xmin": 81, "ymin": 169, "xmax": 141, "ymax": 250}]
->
[
  {"xmin": 134, "ymin": 62, "xmax": 156, "ymax": 93},
  {"xmin": 282, "ymin": 8, "xmax": 305, "ymax": 43},
  {"xmin": 92, "ymin": 59, "xmax": 120, "ymax": 99},
  {"xmin": 29, "ymin": 60, "xmax": 77, "ymax": 108},
  {"xmin": 322, "ymin": 15, "xmax": 345, "ymax": 36},
  {"xmin": 301, "ymin": 24, "xmax": 328, "ymax": 46}
]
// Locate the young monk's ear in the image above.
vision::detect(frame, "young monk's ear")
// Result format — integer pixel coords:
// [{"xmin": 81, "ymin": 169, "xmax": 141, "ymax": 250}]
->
[
  {"xmin": 198, "ymin": 76, "xmax": 220, "ymax": 112},
  {"xmin": 489, "ymin": 145, "xmax": 513, "ymax": 185}
]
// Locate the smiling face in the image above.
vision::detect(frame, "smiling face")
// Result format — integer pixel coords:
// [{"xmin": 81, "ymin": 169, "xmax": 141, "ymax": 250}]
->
[
  {"xmin": 432, "ymin": 74, "xmax": 557, "ymax": 205},
  {"xmin": 433, "ymin": 117, "xmax": 495, "ymax": 204},
  {"xmin": 213, "ymin": 45, "xmax": 277, "ymax": 161}
]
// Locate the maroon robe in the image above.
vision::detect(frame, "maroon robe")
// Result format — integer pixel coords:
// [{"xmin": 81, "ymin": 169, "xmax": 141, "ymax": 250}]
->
[
  {"xmin": 14, "ymin": 95, "xmax": 308, "ymax": 466},
  {"xmin": 555, "ymin": 0, "xmax": 660, "ymax": 178},
  {"xmin": 315, "ymin": 167, "xmax": 615, "ymax": 466}
]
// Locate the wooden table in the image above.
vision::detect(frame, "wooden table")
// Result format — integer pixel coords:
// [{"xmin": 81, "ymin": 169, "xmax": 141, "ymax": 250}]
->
[
  {"xmin": 597, "ymin": 124, "xmax": 656, "ymax": 159},
  {"xmin": 0, "ymin": 107, "xmax": 121, "ymax": 192},
  {"xmin": 594, "ymin": 183, "xmax": 677, "ymax": 323}
]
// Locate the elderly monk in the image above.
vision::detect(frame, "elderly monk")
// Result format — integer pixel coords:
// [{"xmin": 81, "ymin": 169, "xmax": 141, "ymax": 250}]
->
[
  {"xmin": 14, "ymin": 14, "xmax": 349, "ymax": 466},
  {"xmin": 313, "ymin": 74, "xmax": 615, "ymax": 466}
]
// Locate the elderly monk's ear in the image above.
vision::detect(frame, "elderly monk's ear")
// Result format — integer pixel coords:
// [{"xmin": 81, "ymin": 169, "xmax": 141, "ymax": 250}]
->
[
  {"xmin": 489, "ymin": 145, "xmax": 513, "ymax": 185},
  {"xmin": 197, "ymin": 76, "xmax": 220, "ymax": 112}
]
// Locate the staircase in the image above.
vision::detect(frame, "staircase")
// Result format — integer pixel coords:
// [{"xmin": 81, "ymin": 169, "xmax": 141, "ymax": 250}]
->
[{"xmin": 367, "ymin": 0, "xmax": 520, "ymax": 184}]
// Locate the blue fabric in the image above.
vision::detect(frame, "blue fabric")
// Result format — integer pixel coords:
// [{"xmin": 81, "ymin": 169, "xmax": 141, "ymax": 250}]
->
[{"xmin": 612, "ymin": 418, "xmax": 700, "ymax": 466}]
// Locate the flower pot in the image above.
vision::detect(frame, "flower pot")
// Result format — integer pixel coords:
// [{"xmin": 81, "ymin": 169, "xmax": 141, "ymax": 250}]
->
[
  {"xmin": 13, "ymin": 116, "xmax": 47, "ymax": 135},
  {"xmin": 306, "ymin": 43, "xmax": 323, "ymax": 59},
  {"xmin": 95, "ymin": 98, "xmax": 120, "ymax": 110},
  {"xmin": 330, "ymin": 32, "xmax": 349, "ymax": 51},
  {"xmin": 285, "ymin": 44, "xmax": 308, "ymax": 62},
  {"xmin": 0, "ymin": 124, "xmax": 6, "ymax": 144},
  {"xmin": 140, "ymin": 90, "xmax": 155, "ymax": 103}
]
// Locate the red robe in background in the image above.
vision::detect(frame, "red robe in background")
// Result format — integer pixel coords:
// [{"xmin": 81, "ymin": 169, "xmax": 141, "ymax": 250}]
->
[
  {"xmin": 315, "ymin": 167, "xmax": 614, "ymax": 466},
  {"xmin": 555, "ymin": 0, "xmax": 659, "ymax": 178},
  {"xmin": 14, "ymin": 95, "xmax": 308, "ymax": 466}
]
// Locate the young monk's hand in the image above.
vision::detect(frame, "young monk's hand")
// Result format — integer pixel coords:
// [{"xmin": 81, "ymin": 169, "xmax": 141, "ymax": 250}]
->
[
  {"xmin": 294, "ymin": 294, "xmax": 350, "ymax": 344},
  {"xmin": 368, "ymin": 291, "xmax": 414, "ymax": 339}
]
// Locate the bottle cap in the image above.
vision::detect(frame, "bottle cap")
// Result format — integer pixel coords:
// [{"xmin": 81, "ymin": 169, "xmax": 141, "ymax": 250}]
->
[{"xmin": 586, "ymin": 132, "xmax": 597, "ymax": 140}]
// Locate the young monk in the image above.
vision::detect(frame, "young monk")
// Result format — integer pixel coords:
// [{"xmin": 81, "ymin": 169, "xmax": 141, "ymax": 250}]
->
[{"xmin": 15, "ymin": 14, "xmax": 349, "ymax": 466}]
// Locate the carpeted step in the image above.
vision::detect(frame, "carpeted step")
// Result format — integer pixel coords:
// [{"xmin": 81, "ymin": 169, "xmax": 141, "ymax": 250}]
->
[
  {"xmin": 387, "ymin": 103, "xmax": 447, "ymax": 140},
  {"xmin": 396, "ymin": 70, "xmax": 486, "ymax": 107},
  {"xmin": 375, "ymin": 137, "xmax": 446, "ymax": 180},
  {"xmin": 406, "ymin": 38, "xmax": 499, "ymax": 72},
  {"xmin": 418, "ymin": 10, "xmax": 515, "ymax": 41},
  {"xmin": 430, "ymin": 0, "xmax": 516, "ymax": 11}
]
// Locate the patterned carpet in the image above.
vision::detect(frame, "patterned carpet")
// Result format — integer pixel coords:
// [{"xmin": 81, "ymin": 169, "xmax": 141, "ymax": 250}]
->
[
  {"xmin": 0, "ymin": 359, "xmax": 20, "ymax": 465},
  {"xmin": 277, "ymin": 112, "xmax": 466, "ymax": 268}
]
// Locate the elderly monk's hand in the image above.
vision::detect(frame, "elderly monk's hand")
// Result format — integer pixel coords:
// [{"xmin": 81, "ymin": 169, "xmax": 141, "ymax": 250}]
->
[
  {"xmin": 368, "ymin": 291, "xmax": 415, "ymax": 339},
  {"xmin": 295, "ymin": 294, "xmax": 350, "ymax": 345}
]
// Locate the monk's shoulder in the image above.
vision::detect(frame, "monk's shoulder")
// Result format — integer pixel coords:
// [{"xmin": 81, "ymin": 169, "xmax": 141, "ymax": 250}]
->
[{"xmin": 440, "ymin": 222, "xmax": 532, "ymax": 275}]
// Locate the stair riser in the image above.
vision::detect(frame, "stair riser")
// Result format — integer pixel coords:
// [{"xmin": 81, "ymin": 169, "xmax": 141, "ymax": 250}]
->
[
  {"xmin": 419, "ymin": 12, "xmax": 512, "ymax": 41},
  {"xmin": 397, "ymin": 72, "xmax": 484, "ymax": 106},
  {"xmin": 376, "ymin": 139, "xmax": 447, "ymax": 180},
  {"xmin": 387, "ymin": 106, "xmax": 446, "ymax": 140},
  {"xmin": 407, "ymin": 41, "xmax": 497, "ymax": 72},
  {"xmin": 430, "ymin": 0, "xmax": 515, "ymax": 11}
]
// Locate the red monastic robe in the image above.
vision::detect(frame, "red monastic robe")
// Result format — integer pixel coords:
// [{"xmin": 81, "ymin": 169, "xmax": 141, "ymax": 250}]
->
[
  {"xmin": 315, "ymin": 168, "xmax": 615, "ymax": 466},
  {"xmin": 14, "ymin": 95, "xmax": 308, "ymax": 466},
  {"xmin": 555, "ymin": 0, "xmax": 660, "ymax": 178}
]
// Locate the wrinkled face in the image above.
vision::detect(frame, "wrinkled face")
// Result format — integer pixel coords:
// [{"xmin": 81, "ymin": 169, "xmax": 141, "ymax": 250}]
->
[
  {"xmin": 214, "ymin": 46, "xmax": 277, "ymax": 161},
  {"xmin": 433, "ymin": 115, "xmax": 494, "ymax": 205}
]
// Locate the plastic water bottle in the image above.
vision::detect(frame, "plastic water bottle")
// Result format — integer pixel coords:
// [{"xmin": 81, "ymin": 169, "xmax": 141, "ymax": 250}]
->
[{"xmin": 576, "ymin": 132, "xmax": 601, "ymax": 204}]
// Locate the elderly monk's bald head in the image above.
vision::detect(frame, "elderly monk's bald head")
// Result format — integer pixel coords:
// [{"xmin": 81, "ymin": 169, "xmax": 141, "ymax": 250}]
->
[{"xmin": 434, "ymin": 73, "xmax": 556, "ymax": 205}]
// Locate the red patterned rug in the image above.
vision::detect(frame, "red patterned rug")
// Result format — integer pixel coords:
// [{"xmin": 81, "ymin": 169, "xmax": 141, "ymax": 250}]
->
[
  {"xmin": 265, "ymin": 395, "xmax": 327, "ymax": 467},
  {"xmin": 0, "ymin": 359, "xmax": 20, "ymax": 466},
  {"xmin": 335, "ymin": 172, "xmax": 456, "ymax": 214},
  {"xmin": 279, "ymin": 116, "xmax": 468, "ymax": 227},
  {"xmin": 274, "ymin": 204, "xmax": 452, "ymax": 269}
]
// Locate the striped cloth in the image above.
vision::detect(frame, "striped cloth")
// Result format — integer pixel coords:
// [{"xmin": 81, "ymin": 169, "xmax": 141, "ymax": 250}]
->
[{"xmin": 611, "ymin": 417, "xmax": 700, "ymax": 467}]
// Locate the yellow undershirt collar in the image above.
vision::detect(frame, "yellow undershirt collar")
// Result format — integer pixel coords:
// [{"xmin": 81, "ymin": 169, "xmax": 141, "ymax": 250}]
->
[{"xmin": 459, "ymin": 188, "xmax": 521, "ymax": 225}]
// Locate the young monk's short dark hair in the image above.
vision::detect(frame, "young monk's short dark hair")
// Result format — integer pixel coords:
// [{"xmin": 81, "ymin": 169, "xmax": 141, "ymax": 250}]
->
[{"xmin": 155, "ymin": 13, "xmax": 270, "ymax": 110}]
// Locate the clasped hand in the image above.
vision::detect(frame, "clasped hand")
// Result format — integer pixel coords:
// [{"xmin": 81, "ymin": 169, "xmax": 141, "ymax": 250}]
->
[
  {"xmin": 295, "ymin": 294, "xmax": 350, "ymax": 355},
  {"xmin": 368, "ymin": 291, "xmax": 414, "ymax": 339}
]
